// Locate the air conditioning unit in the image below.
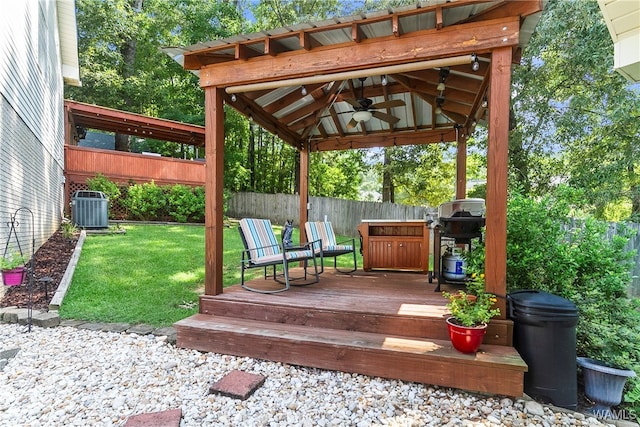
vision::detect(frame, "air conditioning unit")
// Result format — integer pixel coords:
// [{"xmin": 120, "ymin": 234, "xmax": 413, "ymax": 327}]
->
[{"xmin": 71, "ymin": 191, "xmax": 108, "ymax": 228}]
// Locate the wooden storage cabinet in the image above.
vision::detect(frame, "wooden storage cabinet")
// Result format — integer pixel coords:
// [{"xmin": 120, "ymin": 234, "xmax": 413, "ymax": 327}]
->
[{"xmin": 357, "ymin": 220, "xmax": 429, "ymax": 273}]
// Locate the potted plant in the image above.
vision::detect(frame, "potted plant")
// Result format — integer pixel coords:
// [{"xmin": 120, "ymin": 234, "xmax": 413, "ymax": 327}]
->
[
  {"xmin": 442, "ymin": 274, "xmax": 500, "ymax": 353},
  {"xmin": 577, "ymin": 357, "xmax": 636, "ymax": 419},
  {"xmin": 1, "ymin": 252, "xmax": 27, "ymax": 286},
  {"xmin": 576, "ymin": 323, "xmax": 638, "ymax": 419}
]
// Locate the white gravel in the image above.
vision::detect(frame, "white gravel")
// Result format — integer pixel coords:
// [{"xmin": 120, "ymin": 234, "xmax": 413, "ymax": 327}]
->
[{"xmin": 0, "ymin": 323, "xmax": 614, "ymax": 427}]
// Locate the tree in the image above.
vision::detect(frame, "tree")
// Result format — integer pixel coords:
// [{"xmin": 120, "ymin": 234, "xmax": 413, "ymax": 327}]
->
[
  {"xmin": 66, "ymin": 0, "xmax": 248, "ymax": 151},
  {"xmin": 511, "ymin": 0, "xmax": 640, "ymax": 220}
]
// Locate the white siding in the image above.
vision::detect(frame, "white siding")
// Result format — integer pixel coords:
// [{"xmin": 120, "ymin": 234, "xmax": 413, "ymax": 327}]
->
[{"xmin": 0, "ymin": 0, "xmax": 67, "ymax": 257}]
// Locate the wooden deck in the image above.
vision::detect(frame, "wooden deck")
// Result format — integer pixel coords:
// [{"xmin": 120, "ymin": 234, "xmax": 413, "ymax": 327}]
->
[{"xmin": 174, "ymin": 269, "xmax": 527, "ymax": 397}]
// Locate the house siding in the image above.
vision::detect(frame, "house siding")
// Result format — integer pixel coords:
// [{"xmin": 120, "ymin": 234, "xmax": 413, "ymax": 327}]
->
[{"xmin": 0, "ymin": 0, "xmax": 67, "ymax": 257}]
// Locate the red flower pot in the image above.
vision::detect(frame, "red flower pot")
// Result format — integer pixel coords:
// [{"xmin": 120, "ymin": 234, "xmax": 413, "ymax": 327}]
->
[
  {"xmin": 446, "ymin": 317, "xmax": 487, "ymax": 353},
  {"xmin": 2, "ymin": 267, "xmax": 26, "ymax": 286}
]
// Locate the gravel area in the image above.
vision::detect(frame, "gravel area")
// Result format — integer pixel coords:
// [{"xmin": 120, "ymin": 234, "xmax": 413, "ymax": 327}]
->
[{"xmin": 0, "ymin": 323, "xmax": 621, "ymax": 427}]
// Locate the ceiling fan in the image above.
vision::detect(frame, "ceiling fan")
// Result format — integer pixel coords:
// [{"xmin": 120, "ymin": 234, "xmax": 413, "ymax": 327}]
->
[{"xmin": 344, "ymin": 77, "xmax": 405, "ymax": 129}]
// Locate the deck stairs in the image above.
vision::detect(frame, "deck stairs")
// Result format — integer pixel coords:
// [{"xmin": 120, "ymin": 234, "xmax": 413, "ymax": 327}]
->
[{"xmin": 174, "ymin": 271, "xmax": 527, "ymax": 397}]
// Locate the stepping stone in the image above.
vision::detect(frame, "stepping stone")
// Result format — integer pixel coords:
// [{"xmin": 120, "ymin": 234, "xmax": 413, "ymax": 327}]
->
[
  {"xmin": 209, "ymin": 370, "xmax": 266, "ymax": 400},
  {"xmin": 32, "ymin": 311, "xmax": 60, "ymax": 328},
  {"xmin": 124, "ymin": 408, "xmax": 181, "ymax": 427},
  {"xmin": 127, "ymin": 324, "xmax": 155, "ymax": 335}
]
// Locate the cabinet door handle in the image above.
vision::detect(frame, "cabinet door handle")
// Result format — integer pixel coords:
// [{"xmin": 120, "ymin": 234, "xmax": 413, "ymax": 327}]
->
[{"xmin": 399, "ymin": 243, "xmax": 403, "ymax": 247}]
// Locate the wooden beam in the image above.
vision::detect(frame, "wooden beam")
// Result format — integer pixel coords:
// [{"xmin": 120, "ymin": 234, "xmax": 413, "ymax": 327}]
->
[
  {"xmin": 265, "ymin": 37, "xmax": 284, "ymax": 56},
  {"xmin": 485, "ymin": 47, "xmax": 512, "ymax": 317},
  {"xmin": 225, "ymin": 92, "xmax": 303, "ymax": 149},
  {"xmin": 199, "ymin": 17, "xmax": 520, "ymax": 88},
  {"xmin": 226, "ymin": 56, "xmax": 473, "ymax": 94},
  {"xmin": 311, "ymin": 129, "xmax": 457, "ymax": 151},
  {"xmin": 299, "ymin": 31, "xmax": 321, "ymax": 51},
  {"xmin": 299, "ymin": 146, "xmax": 309, "ymax": 244},
  {"xmin": 351, "ymin": 23, "xmax": 363, "ymax": 43},
  {"xmin": 204, "ymin": 87, "xmax": 225, "ymax": 296},
  {"xmin": 456, "ymin": 135, "xmax": 467, "ymax": 199}
]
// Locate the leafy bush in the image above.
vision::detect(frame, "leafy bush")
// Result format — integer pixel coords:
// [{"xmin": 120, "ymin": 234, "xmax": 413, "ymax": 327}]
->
[
  {"xmin": 84, "ymin": 175, "xmax": 207, "ymax": 223},
  {"xmin": 86, "ymin": 173, "xmax": 121, "ymax": 216},
  {"xmin": 167, "ymin": 184, "xmax": 205, "ymax": 223},
  {"xmin": 61, "ymin": 218, "xmax": 79, "ymax": 239},
  {"xmin": 467, "ymin": 189, "xmax": 639, "ymax": 411},
  {"xmin": 122, "ymin": 181, "xmax": 167, "ymax": 221}
]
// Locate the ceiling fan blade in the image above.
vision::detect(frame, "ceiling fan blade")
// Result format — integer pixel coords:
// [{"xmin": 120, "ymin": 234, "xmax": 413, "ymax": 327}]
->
[
  {"xmin": 343, "ymin": 98, "xmax": 362, "ymax": 108},
  {"xmin": 346, "ymin": 117, "xmax": 359, "ymax": 129},
  {"xmin": 372, "ymin": 111, "xmax": 400, "ymax": 125},
  {"xmin": 370, "ymin": 99, "xmax": 405, "ymax": 109}
]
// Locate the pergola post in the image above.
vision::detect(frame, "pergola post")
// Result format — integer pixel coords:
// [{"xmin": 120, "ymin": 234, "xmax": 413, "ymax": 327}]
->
[
  {"xmin": 485, "ymin": 47, "xmax": 512, "ymax": 316},
  {"xmin": 299, "ymin": 144, "xmax": 309, "ymax": 243},
  {"xmin": 456, "ymin": 135, "xmax": 467, "ymax": 199},
  {"xmin": 204, "ymin": 87, "xmax": 225, "ymax": 296}
]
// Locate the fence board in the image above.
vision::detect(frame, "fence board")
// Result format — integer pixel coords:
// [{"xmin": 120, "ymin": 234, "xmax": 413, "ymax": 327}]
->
[{"xmin": 227, "ymin": 192, "xmax": 434, "ymax": 237}]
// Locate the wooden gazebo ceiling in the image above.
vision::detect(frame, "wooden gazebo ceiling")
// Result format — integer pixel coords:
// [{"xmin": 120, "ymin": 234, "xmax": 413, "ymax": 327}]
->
[
  {"xmin": 165, "ymin": 0, "xmax": 544, "ymax": 152},
  {"xmin": 64, "ymin": 100, "xmax": 206, "ymax": 146}
]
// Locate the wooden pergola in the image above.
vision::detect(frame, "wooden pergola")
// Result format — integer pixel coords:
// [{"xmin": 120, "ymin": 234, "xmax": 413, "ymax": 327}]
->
[{"xmin": 168, "ymin": 0, "xmax": 545, "ymax": 317}]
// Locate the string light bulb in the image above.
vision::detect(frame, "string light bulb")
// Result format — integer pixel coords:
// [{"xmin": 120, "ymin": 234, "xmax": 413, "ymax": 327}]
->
[
  {"xmin": 231, "ymin": 94, "xmax": 237, "ymax": 102},
  {"xmin": 471, "ymin": 53, "xmax": 480, "ymax": 72},
  {"xmin": 381, "ymin": 75, "xmax": 388, "ymax": 86},
  {"xmin": 481, "ymin": 96, "xmax": 488, "ymax": 108},
  {"xmin": 301, "ymin": 86, "xmax": 307, "ymax": 96}
]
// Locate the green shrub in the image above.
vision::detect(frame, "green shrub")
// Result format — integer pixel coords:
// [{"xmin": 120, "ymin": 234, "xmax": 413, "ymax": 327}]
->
[
  {"xmin": 61, "ymin": 218, "xmax": 78, "ymax": 239},
  {"xmin": 167, "ymin": 185, "xmax": 205, "ymax": 223},
  {"xmin": 467, "ymin": 189, "xmax": 639, "ymax": 411},
  {"xmin": 122, "ymin": 181, "xmax": 167, "ymax": 221},
  {"xmin": 86, "ymin": 173, "xmax": 121, "ymax": 216}
]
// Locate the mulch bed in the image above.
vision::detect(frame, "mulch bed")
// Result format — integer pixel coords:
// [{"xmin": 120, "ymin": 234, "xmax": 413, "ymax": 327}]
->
[{"xmin": 1, "ymin": 231, "xmax": 78, "ymax": 310}]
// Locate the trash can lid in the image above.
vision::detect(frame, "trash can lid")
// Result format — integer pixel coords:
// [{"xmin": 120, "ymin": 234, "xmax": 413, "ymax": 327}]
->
[{"xmin": 508, "ymin": 290, "xmax": 578, "ymax": 318}]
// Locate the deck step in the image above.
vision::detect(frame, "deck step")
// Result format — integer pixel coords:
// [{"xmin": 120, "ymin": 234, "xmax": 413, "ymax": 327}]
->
[
  {"xmin": 199, "ymin": 294, "xmax": 514, "ymax": 346},
  {"xmin": 175, "ymin": 313, "xmax": 527, "ymax": 397}
]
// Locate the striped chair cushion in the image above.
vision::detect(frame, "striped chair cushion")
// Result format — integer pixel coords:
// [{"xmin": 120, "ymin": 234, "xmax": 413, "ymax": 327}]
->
[
  {"xmin": 239, "ymin": 218, "xmax": 281, "ymax": 263},
  {"xmin": 305, "ymin": 221, "xmax": 347, "ymax": 252},
  {"xmin": 325, "ymin": 244, "xmax": 353, "ymax": 252},
  {"xmin": 285, "ymin": 249, "xmax": 314, "ymax": 261}
]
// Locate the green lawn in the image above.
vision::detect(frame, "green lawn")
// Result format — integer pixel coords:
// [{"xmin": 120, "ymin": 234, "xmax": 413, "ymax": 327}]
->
[{"xmin": 59, "ymin": 223, "xmax": 361, "ymax": 327}]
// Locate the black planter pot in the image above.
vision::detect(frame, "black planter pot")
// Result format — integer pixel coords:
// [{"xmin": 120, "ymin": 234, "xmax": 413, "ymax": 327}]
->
[{"xmin": 577, "ymin": 357, "xmax": 636, "ymax": 419}]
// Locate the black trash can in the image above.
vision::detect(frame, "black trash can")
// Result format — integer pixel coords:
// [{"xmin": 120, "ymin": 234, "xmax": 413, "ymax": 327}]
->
[{"xmin": 508, "ymin": 290, "xmax": 578, "ymax": 410}]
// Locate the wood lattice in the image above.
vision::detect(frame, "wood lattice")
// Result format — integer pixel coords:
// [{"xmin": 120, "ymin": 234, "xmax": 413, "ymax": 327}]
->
[{"xmin": 67, "ymin": 181, "xmax": 129, "ymax": 220}]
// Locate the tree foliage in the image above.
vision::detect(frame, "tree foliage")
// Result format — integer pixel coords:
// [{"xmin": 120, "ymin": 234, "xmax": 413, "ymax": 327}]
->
[{"xmin": 512, "ymin": 0, "xmax": 640, "ymax": 220}]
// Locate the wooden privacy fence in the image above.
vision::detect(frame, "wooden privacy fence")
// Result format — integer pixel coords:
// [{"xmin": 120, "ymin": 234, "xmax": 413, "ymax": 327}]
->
[
  {"xmin": 64, "ymin": 145, "xmax": 205, "ymax": 217},
  {"xmin": 64, "ymin": 145, "xmax": 205, "ymax": 187},
  {"xmin": 227, "ymin": 192, "xmax": 434, "ymax": 237},
  {"xmin": 228, "ymin": 192, "xmax": 640, "ymax": 297}
]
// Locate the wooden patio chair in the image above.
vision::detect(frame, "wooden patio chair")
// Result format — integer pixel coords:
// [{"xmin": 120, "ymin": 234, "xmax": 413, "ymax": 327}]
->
[
  {"xmin": 304, "ymin": 221, "xmax": 357, "ymax": 274},
  {"xmin": 238, "ymin": 218, "xmax": 319, "ymax": 293}
]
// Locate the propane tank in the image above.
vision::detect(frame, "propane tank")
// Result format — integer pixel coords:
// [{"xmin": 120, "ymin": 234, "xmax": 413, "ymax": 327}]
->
[{"xmin": 442, "ymin": 247, "xmax": 466, "ymax": 280}]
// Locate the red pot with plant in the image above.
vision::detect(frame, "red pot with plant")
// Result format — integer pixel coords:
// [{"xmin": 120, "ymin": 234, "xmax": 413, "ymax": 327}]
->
[
  {"xmin": 445, "ymin": 317, "xmax": 488, "ymax": 353},
  {"xmin": 442, "ymin": 282, "xmax": 500, "ymax": 353}
]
